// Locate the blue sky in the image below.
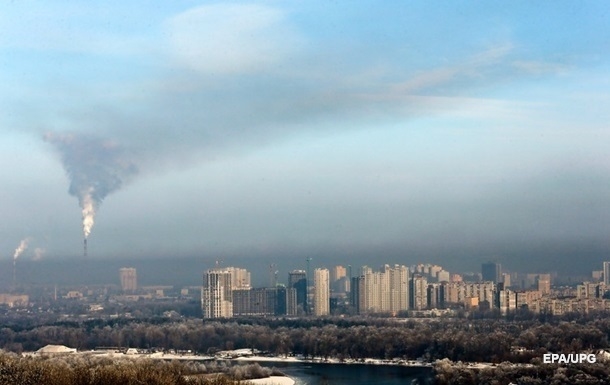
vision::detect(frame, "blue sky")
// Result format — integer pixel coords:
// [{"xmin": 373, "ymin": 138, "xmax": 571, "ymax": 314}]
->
[{"xmin": 1, "ymin": 1, "xmax": 609, "ymax": 273}]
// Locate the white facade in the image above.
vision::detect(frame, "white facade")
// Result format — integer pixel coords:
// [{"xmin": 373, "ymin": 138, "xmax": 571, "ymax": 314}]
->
[
  {"xmin": 226, "ymin": 267, "xmax": 251, "ymax": 290},
  {"xmin": 313, "ymin": 268, "xmax": 330, "ymax": 316},
  {"xmin": 443, "ymin": 281, "xmax": 495, "ymax": 305},
  {"xmin": 385, "ymin": 265, "xmax": 409, "ymax": 313},
  {"xmin": 356, "ymin": 264, "xmax": 409, "ymax": 314},
  {"xmin": 202, "ymin": 269, "xmax": 233, "ymax": 318}
]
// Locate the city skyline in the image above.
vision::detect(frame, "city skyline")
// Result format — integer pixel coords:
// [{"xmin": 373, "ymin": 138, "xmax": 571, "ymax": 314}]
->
[
  {"xmin": 198, "ymin": 260, "xmax": 610, "ymax": 318},
  {"xmin": 1, "ymin": 2, "xmax": 609, "ymax": 273},
  {"xmin": 6, "ymin": 259, "xmax": 610, "ymax": 317},
  {"xmin": 4, "ymin": 253, "xmax": 610, "ymax": 291}
]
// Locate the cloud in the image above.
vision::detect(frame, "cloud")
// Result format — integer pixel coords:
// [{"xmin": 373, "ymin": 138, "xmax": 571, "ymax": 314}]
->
[
  {"xmin": 392, "ymin": 43, "xmax": 514, "ymax": 95},
  {"xmin": 35, "ymin": 5, "xmax": 583, "ymax": 251},
  {"xmin": 165, "ymin": 4, "xmax": 302, "ymax": 74},
  {"xmin": 41, "ymin": 36, "xmax": 551, "ymax": 180}
]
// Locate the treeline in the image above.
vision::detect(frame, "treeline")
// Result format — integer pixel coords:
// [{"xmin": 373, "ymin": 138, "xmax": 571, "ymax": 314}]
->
[
  {"xmin": 0, "ymin": 351, "xmax": 274, "ymax": 385},
  {"xmin": 1, "ymin": 314, "xmax": 610, "ymax": 364},
  {"xmin": 433, "ymin": 359, "xmax": 610, "ymax": 385}
]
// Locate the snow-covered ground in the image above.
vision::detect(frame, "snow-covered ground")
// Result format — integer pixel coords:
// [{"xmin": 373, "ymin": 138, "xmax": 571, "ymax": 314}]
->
[
  {"xmin": 246, "ymin": 376, "xmax": 296, "ymax": 385},
  {"xmin": 234, "ymin": 355, "xmax": 431, "ymax": 367},
  {"xmin": 234, "ymin": 356, "xmax": 302, "ymax": 363}
]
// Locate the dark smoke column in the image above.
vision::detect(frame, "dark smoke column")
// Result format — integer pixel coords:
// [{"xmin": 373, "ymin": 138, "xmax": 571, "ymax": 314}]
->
[{"xmin": 45, "ymin": 133, "xmax": 138, "ymax": 254}]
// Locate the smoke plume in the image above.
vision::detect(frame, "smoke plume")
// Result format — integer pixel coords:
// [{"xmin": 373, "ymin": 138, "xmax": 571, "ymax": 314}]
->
[
  {"xmin": 13, "ymin": 238, "xmax": 31, "ymax": 261},
  {"xmin": 44, "ymin": 132, "xmax": 138, "ymax": 239}
]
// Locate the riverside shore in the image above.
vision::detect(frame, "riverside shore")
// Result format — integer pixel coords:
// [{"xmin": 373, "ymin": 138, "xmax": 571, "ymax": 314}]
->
[
  {"xmin": 233, "ymin": 354, "xmax": 432, "ymax": 367},
  {"xmin": 246, "ymin": 376, "xmax": 296, "ymax": 385}
]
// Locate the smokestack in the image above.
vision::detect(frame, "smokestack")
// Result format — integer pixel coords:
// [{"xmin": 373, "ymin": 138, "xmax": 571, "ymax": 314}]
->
[
  {"xmin": 12, "ymin": 259, "xmax": 16, "ymax": 291},
  {"xmin": 84, "ymin": 238, "xmax": 88, "ymax": 257}
]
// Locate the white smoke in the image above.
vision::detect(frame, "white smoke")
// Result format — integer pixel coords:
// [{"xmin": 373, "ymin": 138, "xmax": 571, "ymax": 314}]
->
[
  {"xmin": 44, "ymin": 132, "xmax": 138, "ymax": 240},
  {"xmin": 13, "ymin": 238, "xmax": 31, "ymax": 261},
  {"xmin": 81, "ymin": 188, "xmax": 96, "ymax": 238}
]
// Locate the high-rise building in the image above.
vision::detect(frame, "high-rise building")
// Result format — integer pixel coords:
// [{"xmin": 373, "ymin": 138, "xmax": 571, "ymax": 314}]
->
[
  {"xmin": 429, "ymin": 265, "xmax": 443, "ymax": 278},
  {"xmin": 413, "ymin": 264, "xmax": 425, "ymax": 274},
  {"xmin": 289, "ymin": 270, "xmax": 308, "ymax": 314},
  {"xmin": 351, "ymin": 265, "xmax": 409, "ymax": 314},
  {"xmin": 226, "ymin": 267, "xmax": 251, "ymax": 290},
  {"xmin": 603, "ymin": 262, "xmax": 610, "ymax": 286},
  {"xmin": 330, "ymin": 265, "xmax": 347, "ymax": 283},
  {"xmin": 119, "ymin": 267, "xmax": 137, "ymax": 293},
  {"xmin": 436, "ymin": 270, "xmax": 450, "ymax": 283},
  {"xmin": 276, "ymin": 285, "xmax": 298, "ymax": 316},
  {"xmin": 536, "ymin": 274, "xmax": 551, "ymax": 295},
  {"xmin": 576, "ymin": 282, "xmax": 605, "ymax": 299},
  {"xmin": 427, "ymin": 283, "xmax": 442, "ymax": 309},
  {"xmin": 232, "ymin": 286, "xmax": 297, "ymax": 317},
  {"xmin": 313, "ymin": 268, "xmax": 330, "ymax": 316},
  {"xmin": 249, "ymin": 288, "xmax": 277, "ymax": 315},
  {"xmin": 333, "ymin": 276, "xmax": 350, "ymax": 294},
  {"xmin": 497, "ymin": 288, "xmax": 517, "ymax": 315},
  {"xmin": 482, "ymin": 262, "xmax": 501, "ymax": 284},
  {"xmin": 441, "ymin": 281, "xmax": 496, "ymax": 307},
  {"xmin": 501, "ymin": 273, "xmax": 511, "ymax": 288},
  {"xmin": 450, "ymin": 273, "xmax": 463, "ymax": 282},
  {"xmin": 330, "ymin": 265, "xmax": 348, "ymax": 293},
  {"xmin": 350, "ymin": 275, "xmax": 364, "ymax": 313},
  {"xmin": 232, "ymin": 289, "xmax": 251, "ymax": 316},
  {"xmin": 202, "ymin": 268, "xmax": 233, "ymax": 318},
  {"xmin": 362, "ymin": 270, "xmax": 386, "ymax": 312},
  {"xmin": 410, "ymin": 274, "xmax": 428, "ymax": 310},
  {"xmin": 385, "ymin": 264, "xmax": 409, "ymax": 313}
]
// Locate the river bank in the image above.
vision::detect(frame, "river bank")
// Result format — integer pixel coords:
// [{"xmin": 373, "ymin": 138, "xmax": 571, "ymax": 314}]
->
[{"xmin": 231, "ymin": 353, "xmax": 431, "ymax": 367}]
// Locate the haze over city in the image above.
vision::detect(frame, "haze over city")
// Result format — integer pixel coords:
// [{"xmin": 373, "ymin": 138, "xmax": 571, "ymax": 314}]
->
[{"xmin": 1, "ymin": 2, "xmax": 610, "ymax": 275}]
